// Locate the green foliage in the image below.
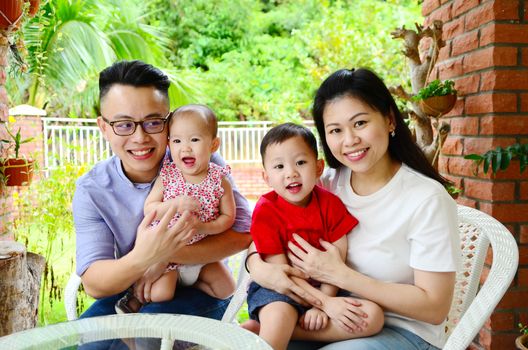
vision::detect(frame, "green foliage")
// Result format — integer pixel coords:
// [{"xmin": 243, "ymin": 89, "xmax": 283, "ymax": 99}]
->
[
  {"xmin": 13, "ymin": 163, "xmax": 93, "ymax": 324},
  {"xmin": 520, "ymin": 323, "xmax": 528, "ymax": 335},
  {"xmin": 9, "ymin": 0, "xmax": 199, "ymax": 116},
  {"xmin": 464, "ymin": 143, "xmax": 528, "ymax": 175},
  {"xmin": 414, "ymin": 79, "xmax": 457, "ymax": 101}
]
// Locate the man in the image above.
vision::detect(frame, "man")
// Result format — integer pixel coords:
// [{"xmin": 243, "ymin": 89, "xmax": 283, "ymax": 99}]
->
[{"xmin": 73, "ymin": 60, "xmax": 252, "ymax": 318}]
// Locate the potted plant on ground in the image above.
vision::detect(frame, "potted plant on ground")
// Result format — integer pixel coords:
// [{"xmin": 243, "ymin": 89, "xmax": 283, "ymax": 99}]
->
[
  {"xmin": 414, "ymin": 79, "xmax": 457, "ymax": 117},
  {"xmin": 517, "ymin": 323, "xmax": 528, "ymax": 350},
  {"xmin": 0, "ymin": 125, "xmax": 35, "ymax": 186}
]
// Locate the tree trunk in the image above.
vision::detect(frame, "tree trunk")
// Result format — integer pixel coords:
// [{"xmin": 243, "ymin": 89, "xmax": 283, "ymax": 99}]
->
[{"xmin": 0, "ymin": 241, "xmax": 46, "ymax": 336}]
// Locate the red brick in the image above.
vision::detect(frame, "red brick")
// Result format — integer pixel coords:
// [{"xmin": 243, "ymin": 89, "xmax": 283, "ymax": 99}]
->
[
  {"xmin": 491, "ymin": 333, "xmax": 521, "ymax": 349},
  {"xmin": 453, "ymin": 0, "xmax": 479, "ymax": 17},
  {"xmin": 437, "ymin": 57, "xmax": 464, "ymax": 79},
  {"xmin": 444, "ymin": 98, "xmax": 464, "ymax": 117},
  {"xmin": 465, "ymin": 2, "xmax": 494, "ymax": 31},
  {"xmin": 452, "ymin": 30, "xmax": 479, "ymax": 56},
  {"xmin": 521, "ymin": 246, "xmax": 528, "ymax": 265},
  {"xmin": 450, "ymin": 116, "xmax": 479, "ymax": 135},
  {"xmin": 522, "ymin": 93, "xmax": 528, "ymax": 112},
  {"xmin": 442, "ymin": 136, "xmax": 464, "ymax": 155},
  {"xmin": 521, "ymin": 182, "xmax": 528, "ymax": 201},
  {"xmin": 455, "ymin": 195, "xmax": 477, "ymax": 208},
  {"xmin": 438, "ymin": 43, "xmax": 450, "ymax": 62},
  {"xmin": 463, "ymin": 47, "xmax": 517, "ymax": 73},
  {"xmin": 445, "ymin": 156, "xmax": 480, "ymax": 177},
  {"xmin": 492, "ymin": 0, "xmax": 520, "ymax": 21},
  {"xmin": 454, "ymin": 74, "xmax": 480, "ymax": 96},
  {"xmin": 464, "ymin": 136, "xmax": 518, "ymax": 156},
  {"xmin": 428, "ymin": 4, "xmax": 453, "ymax": 24},
  {"xmin": 464, "ymin": 178, "xmax": 515, "ymax": 201},
  {"xmin": 422, "ymin": 0, "xmax": 440, "ymax": 17},
  {"xmin": 443, "ymin": 16, "xmax": 465, "ymax": 40},
  {"xmin": 481, "ymin": 23, "xmax": 528, "ymax": 46},
  {"xmin": 490, "ymin": 312, "xmax": 515, "ymax": 331},
  {"xmin": 480, "ymin": 202, "xmax": 528, "ymax": 223},
  {"xmin": 519, "ymin": 267, "xmax": 528, "ymax": 287},
  {"xmin": 523, "ymin": 48, "xmax": 528, "ymax": 67},
  {"xmin": 481, "ymin": 71, "xmax": 528, "ymax": 91},
  {"xmin": 466, "ymin": 93, "xmax": 517, "ymax": 114},
  {"xmin": 481, "ymin": 116, "xmax": 528, "ymax": 135}
]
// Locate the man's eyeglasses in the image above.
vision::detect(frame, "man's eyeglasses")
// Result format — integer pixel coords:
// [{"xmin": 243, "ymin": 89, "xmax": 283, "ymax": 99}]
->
[{"xmin": 101, "ymin": 112, "xmax": 171, "ymax": 136}]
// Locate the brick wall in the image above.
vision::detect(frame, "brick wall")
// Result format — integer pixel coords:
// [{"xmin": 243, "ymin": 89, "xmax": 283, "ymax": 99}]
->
[
  {"xmin": 424, "ymin": 0, "xmax": 528, "ymax": 348},
  {"xmin": 231, "ymin": 164, "xmax": 269, "ymax": 202},
  {"xmin": 0, "ymin": 116, "xmax": 44, "ymax": 240}
]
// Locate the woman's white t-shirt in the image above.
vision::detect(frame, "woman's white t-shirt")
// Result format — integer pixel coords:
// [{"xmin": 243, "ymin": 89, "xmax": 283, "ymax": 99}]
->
[{"xmin": 320, "ymin": 163, "xmax": 460, "ymax": 349}]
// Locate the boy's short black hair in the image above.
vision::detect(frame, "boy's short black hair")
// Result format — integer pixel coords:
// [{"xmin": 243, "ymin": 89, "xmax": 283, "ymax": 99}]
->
[
  {"xmin": 99, "ymin": 60, "xmax": 171, "ymax": 102},
  {"xmin": 260, "ymin": 123, "xmax": 318, "ymax": 164}
]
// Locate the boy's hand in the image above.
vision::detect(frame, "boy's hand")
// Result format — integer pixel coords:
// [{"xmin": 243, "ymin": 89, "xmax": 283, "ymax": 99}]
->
[
  {"xmin": 322, "ymin": 296, "xmax": 369, "ymax": 333},
  {"xmin": 299, "ymin": 307, "xmax": 328, "ymax": 331}
]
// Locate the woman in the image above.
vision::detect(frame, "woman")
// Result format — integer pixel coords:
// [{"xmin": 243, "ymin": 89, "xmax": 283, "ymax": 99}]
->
[{"xmin": 246, "ymin": 68, "xmax": 460, "ymax": 349}]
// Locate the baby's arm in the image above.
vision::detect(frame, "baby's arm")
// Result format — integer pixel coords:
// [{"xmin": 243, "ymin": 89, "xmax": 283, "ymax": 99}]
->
[
  {"xmin": 144, "ymin": 176, "xmax": 200, "ymax": 219},
  {"xmin": 196, "ymin": 177, "xmax": 236, "ymax": 235},
  {"xmin": 144, "ymin": 176, "xmax": 166, "ymax": 217}
]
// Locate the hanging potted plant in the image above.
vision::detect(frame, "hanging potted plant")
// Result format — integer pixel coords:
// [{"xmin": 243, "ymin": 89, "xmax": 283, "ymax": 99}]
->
[
  {"xmin": 0, "ymin": 0, "xmax": 25, "ymax": 32},
  {"xmin": 516, "ymin": 323, "xmax": 528, "ymax": 350},
  {"xmin": 414, "ymin": 79, "xmax": 457, "ymax": 117},
  {"xmin": 0, "ymin": 125, "xmax": 35, "ymax": 186}
]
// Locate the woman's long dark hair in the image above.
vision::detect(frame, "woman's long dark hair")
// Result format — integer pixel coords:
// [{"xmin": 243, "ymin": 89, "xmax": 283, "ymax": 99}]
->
[{"xmin": 312, "ymin": 68, "xmax": 449, "ymax": 186}]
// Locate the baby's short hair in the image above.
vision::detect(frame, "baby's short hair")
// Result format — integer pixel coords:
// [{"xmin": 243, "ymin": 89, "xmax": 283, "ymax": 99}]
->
[
  {"xmin": 170, "ymin": 104, "xmax": 218, "ymax": 138},
  {"xmin": 260, "ymin": 123, "xmax": 318, "ymax": 164}
]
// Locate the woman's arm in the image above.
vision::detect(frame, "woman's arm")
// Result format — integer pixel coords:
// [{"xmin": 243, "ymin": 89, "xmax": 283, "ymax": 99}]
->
[
  {"xmin": 246, "ymin": 242, "xmax": 321, "ymax": 306},
  {"xmin": 288, "ymin": 236, "xmax": 455, "ymax": 324},
  {"xmin": 196, "ymin": 178, "xmax": 236, "ymax": 235}
]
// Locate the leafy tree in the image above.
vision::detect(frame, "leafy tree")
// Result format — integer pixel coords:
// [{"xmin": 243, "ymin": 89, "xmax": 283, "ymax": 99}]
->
[{"xmin": 9, "ymin": 0, "xmax": 198, "ymax": 117}]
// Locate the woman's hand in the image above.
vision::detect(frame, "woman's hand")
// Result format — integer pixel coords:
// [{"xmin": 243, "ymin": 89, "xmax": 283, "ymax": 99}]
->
[
  {"xmin": 299, "ymin": 307, "xmax": 328, "ymax": 331},
  {"xmin": 133, "ymin": 262, "xmax": 167, "ymax": 303},
  {"xmin": 322, "ymin": 296, "xmax": 369, "ymax": 333},
  {"xmin": 248, "ymin": 254, "xmax": 321, "ymax": 306},
  {"xmin": 287, "ymin": 234, "xmax": 347, "ymax": 285}
]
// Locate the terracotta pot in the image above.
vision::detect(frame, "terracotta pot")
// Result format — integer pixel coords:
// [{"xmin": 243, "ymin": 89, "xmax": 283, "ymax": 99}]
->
[
  {"xmin": 517, "ymin": 334, "xmax": 528, "ymax": 350},
  {"xmin": 0, "ymin": 0, "xmax": 24, "ymax": 31},
  {"xmin": 0, "ymin": 158, "xmax": 34, "ymax": 186},
  {"xmin": 419, "ymin": 94, "xmax": 457, "ymax": 117},
  {"xmin": 28, "ymin": 0, "xmax": 41, "ymax": 18}
]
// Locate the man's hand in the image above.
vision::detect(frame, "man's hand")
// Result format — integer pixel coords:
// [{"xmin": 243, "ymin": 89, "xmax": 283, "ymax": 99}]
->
[{"xmin": 132, "ymin": 207, "xmax": 196, "ymax": 269}]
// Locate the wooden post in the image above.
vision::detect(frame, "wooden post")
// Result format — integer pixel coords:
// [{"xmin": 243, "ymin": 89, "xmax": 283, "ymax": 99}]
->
[{"xmin": 0, "ymin": 241, "xmax": 45, "ymax": 336}]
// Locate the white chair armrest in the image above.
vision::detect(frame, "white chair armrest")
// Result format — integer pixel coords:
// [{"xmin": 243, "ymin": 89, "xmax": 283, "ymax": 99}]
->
[{"xmin": 65, "ymin": 273, "xmax": 82, "ymax": 321}]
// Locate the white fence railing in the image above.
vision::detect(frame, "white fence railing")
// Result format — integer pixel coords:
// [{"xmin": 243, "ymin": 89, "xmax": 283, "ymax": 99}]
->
[{"xmin": 43, "ymin": 118, "xmax": 315, "ymax": 171}]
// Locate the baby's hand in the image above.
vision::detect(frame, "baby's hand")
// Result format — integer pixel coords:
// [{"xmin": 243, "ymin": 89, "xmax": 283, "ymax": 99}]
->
[
  {"xmin": 175, "ymin": 196, "xmax": 200, "ymax": 213},
  {"xmin": 299, "ymin": 307, "xmax": 328, "ymax": 331}
]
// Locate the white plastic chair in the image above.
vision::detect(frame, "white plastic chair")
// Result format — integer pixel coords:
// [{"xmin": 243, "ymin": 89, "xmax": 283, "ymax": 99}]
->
[
  {"xmin": 64, "ymin": 205, "xmax": 519, "ymax": 350},
  {"xmin": 220, "ymin": 205, "xmax": 520, "ymax": 349}
]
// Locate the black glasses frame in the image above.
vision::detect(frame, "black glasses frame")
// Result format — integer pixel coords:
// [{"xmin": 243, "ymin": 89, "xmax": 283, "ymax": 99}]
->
[{"xmin": 101, "ymin": 112, "xmax": 171, "ymax": 136}]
